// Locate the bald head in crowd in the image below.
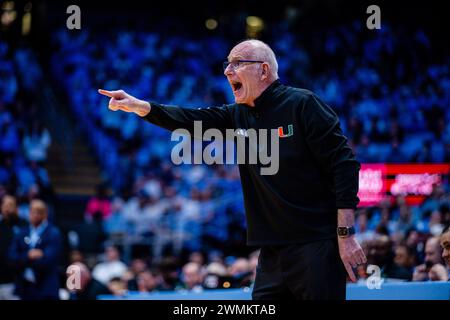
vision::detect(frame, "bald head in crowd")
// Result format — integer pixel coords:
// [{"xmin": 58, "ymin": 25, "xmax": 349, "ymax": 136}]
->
[
  {"xmin": 424, "ymin": 236, "xmax": 443, "ymax": 266},
  {"xmin": 224, "ymin": 39, "xmax": 279, "ymax": 106},
  {"xmin": 182, "ymin": 262, "xmax": 203, "ymax": 290}
]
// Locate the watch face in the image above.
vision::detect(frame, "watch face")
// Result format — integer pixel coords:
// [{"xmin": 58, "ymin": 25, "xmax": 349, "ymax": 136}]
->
[{"xmin": 338, "ymin": 227, "xmax": 355, "ymax": 236}]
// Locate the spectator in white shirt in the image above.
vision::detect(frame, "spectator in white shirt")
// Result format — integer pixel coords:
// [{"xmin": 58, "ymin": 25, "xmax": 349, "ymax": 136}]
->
[
  {"xmin": 23, "ymin": 121, "xmax": 51, "ymax": 164},
  {"xmin": 92, "ymin": 245, "xmax": 127, "ymax": 285}
]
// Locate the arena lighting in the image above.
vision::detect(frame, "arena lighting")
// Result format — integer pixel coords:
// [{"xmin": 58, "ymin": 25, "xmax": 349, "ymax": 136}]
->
[
  {"xmin": 1, "ymin": 1, "xmax": 14, "ymax": 10},
  {"xmin": 21, "ymin": 2, "xmax": 31, "ymax": 35},
  {"xmin": 1, "ymin": 1, "xmax": 16, "ymax": 27},
  {"xmin": 246, "ymin": 15, "xmax": 264, "ymax": 38},
  {"xmin": 205, "ymin": 18, "xmax": 218, "ymax": 30},
  {"xmin": 246, "ymin": 16, "xmax": 262, "ymax": 27}
]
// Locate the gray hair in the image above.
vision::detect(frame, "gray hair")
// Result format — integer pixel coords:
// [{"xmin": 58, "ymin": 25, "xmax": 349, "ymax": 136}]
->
[{"xmin": 241, "ymin": 39, "xmax": 279, "ymax": 80}]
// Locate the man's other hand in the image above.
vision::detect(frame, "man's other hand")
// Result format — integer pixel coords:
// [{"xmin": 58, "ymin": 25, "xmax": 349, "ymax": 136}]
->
[
  {"xmin": 338, "ymin": 236, "xmax": 367, "ymax": 282},
  {"xmin": 98, "ymin": 89, "xmax": 151, "ymax": 117}
]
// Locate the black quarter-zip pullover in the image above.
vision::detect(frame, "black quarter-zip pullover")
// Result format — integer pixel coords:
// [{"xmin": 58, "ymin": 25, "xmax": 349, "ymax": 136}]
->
[{"xmin": 143, "ymin": 80, "xmax": 360, "ymax": 245}]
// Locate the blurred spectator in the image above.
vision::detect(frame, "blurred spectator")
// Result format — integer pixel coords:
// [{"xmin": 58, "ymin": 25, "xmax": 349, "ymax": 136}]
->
[
  {"xmin": 428, "ymin": 210, "xmax": 445, "ymax": 236},
  {"xmin": 421, "ymin": 185, "xmax": 446, "ymax": 214},
  {"xmin": 202, "ymin": 262, "xmax": 228, "ymax": 290},
  {"xmin": 103, "ymin": 196, "xmax": 127, "ymax": 238},
  {"xmin": 157, "ymin": 256, "xmax": 182, "ymax": 291},
  {"xmin": 85, "ymin": 184, "xmax": 111, "ymax": 220},
  {"xmin": 355, "ymin": 209, "xmax": 376, "ymax": 245},
  {"xmin": 367, "ymin": 235, "xmax": 412, "ymax": 280},
  {"xmin": 181, "ymin": 262, "xmax": 204, "ymax": 292},
  {"xmin": 405, "ymin": 228, "xmax": 423, "ymax": 253},
  {"xmin": 68, "ymin": 250, "xmax": 85, "ymax": 265},
  {"xmin": 439, "ymin": 226, "xmax": 450, "ymax": 275},
  {"xmin": 8, "ymin": 199, "xmax": 63, "ymax": 300},
  {"xmin": 92, "ymin": 245, "xmax": 127, "ymax": 285},
  {"xmin": 123, "ymin": 189, "xmax": 162, "ymax": 237},
  {"xmin": 227, "ymin": 258, "xmax": 253, "ymax": 288},
  {"xmin": 107, "ymin": 277, "xmax": 128, "ymax": 296},
  {"xmin": 389, "ymin": 201, "xmax": 415, "ymax": 237},
  {"xmin": 393, "ymin": 244, "xmax": 417, "ymax": 274},
  {"xmin": 208, "ymin": 250, "xmax": 225, "ymax": 265},
  {"xmin": 423, "ymin": 236, "xmax": 444, "ymax": 266},
  {"xmin": 136, "ymin": 270, "xmax": 159, "ymax": 293},
  {"xmin": 22, "ymin": 120, "xmax": 51, "ymax": 164},
  {"xmin": 71, "ymin": 212, "xmax": 107, "ymax": 259},
  {"xmin": 123, "ymin": 258, "xmax": 148, "ymax": 291},
  {"xmin": 0, "ymin": 118, "xmax": 20, "ymax": 156},
  {"xmin": 386, "ymin": 140, "xmax": 406, "ymax": 163},
  {"xmin": 412, "ymin": 236, "xmax": 445, "ymax": 281},
  {"xmin": 188, "ymin": 251, "xmax": 205, "ymax": 266},
  {"xmin": 0, "ymin": 195, "xmax": 27, "ymax": 299}
]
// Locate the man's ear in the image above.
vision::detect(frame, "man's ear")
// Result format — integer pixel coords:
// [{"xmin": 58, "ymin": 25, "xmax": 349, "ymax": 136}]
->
[{"xmin": 261, "ymin": 63, "xmax": 269, "ymax": 80}]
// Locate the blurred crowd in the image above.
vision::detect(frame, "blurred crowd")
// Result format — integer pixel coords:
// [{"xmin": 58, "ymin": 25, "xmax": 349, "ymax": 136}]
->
[
  {"xmin": 50, "ymin": 20, "xmax": 450, "ymax": 195},
  {"xmin": 1, "ymin": 17, "xmax": 450, "ymax": 299},
  {"xmin": 69, "ymin": 180, "xmax": 247, "ymax": 264},
  {"xmin": 1, "ymin": 193, "xmax": 449, "ymax": 300},
  {"xmin": 353, "ymin": 185, "xmax": 450, "ymax": 283},
  {"xmin": 0, "ymin": 42, "xmax": 53, "ymax": 217},
  {"xmin": 0, "ymin": 194, "xmax": 257, "ymax": 299},
  {"xmin": 48, "ymin": 23, "xmax": 450, "ymax": 198}
]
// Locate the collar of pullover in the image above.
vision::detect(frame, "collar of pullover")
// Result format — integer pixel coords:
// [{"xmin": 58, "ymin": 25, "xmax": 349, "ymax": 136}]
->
[{"xmin": 248, "ymin": 79, "xmax": 282, "ymax": 112}]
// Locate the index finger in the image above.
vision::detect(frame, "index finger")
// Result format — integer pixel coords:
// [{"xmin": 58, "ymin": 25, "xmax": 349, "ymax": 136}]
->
[
  {"xmin": 98, "ymin": 89, "xmax": 117, "ymax": 98},
  {"xmin": 344, "ymin": 261, "xmax": 357, "ymax": 282}
]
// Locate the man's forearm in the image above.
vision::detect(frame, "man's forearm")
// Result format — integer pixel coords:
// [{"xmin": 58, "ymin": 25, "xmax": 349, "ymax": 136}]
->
[
  {"xmin": 141, "ymin": 102, "xmax": 232, "ymax": 134},
  {"xmin": 337, "ymin": 208, "xmax": 355, "ymax": 227}
]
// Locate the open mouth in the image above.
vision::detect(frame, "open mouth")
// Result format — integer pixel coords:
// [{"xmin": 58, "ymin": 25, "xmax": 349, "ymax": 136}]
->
[{"xmin": 231, "ymin": 81, "xmax": 243, "ymax": 93}]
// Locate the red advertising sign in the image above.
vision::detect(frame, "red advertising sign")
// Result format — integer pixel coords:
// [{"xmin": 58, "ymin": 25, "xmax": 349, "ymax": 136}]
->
[{"xmin": 358, "ymin": 163, "xmax": 450, "ymax": 207}]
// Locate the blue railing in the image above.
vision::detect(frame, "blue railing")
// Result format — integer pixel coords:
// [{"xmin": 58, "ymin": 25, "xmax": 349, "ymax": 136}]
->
[{"xmin": 98, "ymin": 281, "xmax": 450, "ymax": 300}]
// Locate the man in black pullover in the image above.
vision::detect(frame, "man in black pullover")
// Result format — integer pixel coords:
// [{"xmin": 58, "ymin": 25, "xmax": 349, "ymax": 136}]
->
[{"xmin": 99, "ymin": 39, "xmax": 366, "ymax": 300}]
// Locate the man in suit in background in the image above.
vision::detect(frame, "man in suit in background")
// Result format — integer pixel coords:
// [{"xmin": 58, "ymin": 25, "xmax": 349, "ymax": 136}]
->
[
  {"xmin": 0, "ymin": 195, "xmax": 28, "ymax": 299},
  {"xmin": 8, "ymin": 199, "xmax": 63, "ymax": 300}
]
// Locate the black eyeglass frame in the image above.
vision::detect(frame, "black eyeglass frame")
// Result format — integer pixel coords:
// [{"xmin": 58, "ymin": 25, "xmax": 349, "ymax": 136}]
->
[{"xmin": 223, "ymin": 60, "xmax": 265, "ymax": 71}]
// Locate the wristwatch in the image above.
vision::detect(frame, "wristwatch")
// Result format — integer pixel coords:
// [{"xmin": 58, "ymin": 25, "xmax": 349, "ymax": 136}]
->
[{"xmin": 337, "ymin": 226, "xmax": 355, "ymax": 238}]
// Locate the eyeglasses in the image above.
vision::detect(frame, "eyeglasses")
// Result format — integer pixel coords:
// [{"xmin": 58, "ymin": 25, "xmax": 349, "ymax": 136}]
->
[{"xmin": 223, "ymin": 60, "xmax": 264, "ymax": 72}]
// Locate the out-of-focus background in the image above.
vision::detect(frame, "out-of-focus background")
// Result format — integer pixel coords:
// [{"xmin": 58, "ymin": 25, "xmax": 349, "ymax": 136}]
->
[{"xmin": 0, "ymin": 0, "xmax": 449, "ymax": 300}]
